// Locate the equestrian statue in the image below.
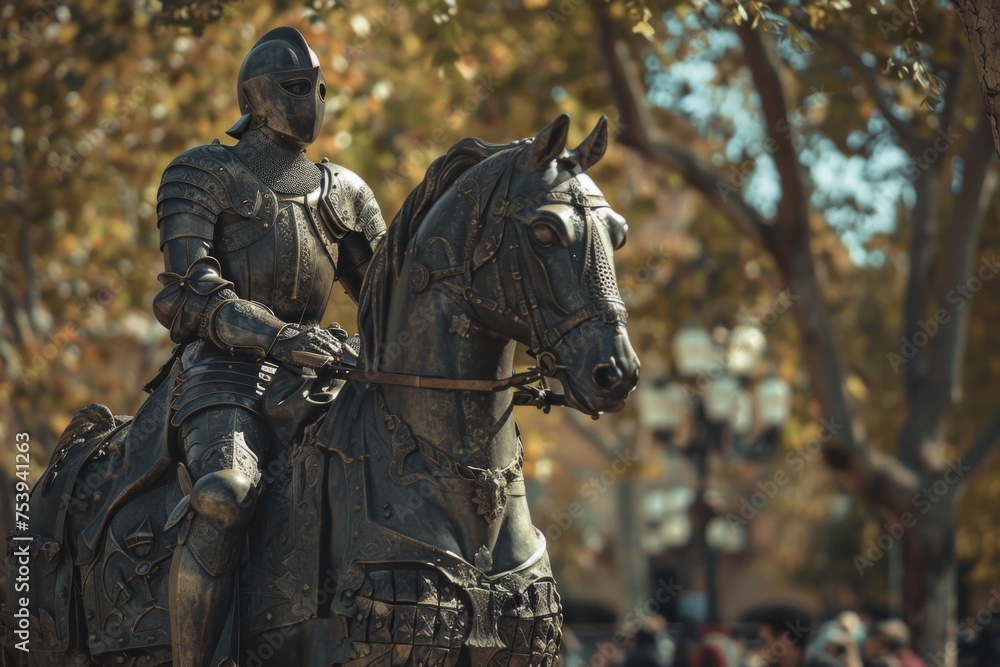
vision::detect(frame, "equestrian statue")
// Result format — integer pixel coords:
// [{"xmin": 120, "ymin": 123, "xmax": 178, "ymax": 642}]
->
[{"xmin": 1, "ymin": 25, "xmax": 639, "ymax": 667}]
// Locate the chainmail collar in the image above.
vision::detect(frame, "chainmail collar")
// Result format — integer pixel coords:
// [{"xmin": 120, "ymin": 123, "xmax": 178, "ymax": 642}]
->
[{"xmin": 230, "ymin": 129, "xmax": 321, "ymax": 195}]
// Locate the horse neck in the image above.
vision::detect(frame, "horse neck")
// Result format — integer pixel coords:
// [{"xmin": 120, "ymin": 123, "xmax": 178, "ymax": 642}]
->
[{"xmin": 378, "ymin": 261, "xmax": 520, "ymax": 471}]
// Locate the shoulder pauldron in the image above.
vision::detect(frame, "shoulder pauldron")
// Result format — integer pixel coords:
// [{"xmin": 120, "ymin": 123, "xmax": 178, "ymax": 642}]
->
[
  {"xmin": 157, "ymin": 144, "xmax": 279, "ymax": 247},
  {"xmin": 318, "ymin": 162, "xmax": 386, "ymax": 248}
]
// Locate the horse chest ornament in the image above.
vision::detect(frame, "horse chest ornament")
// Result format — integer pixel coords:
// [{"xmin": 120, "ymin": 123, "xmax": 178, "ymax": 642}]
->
[
  {"xmin": 470, "ymin": 466, "xmax": 516, "ymax": 526},
  {"xmin": 3, "ymin": 112, "xmax": 638, "ymax": 667}
]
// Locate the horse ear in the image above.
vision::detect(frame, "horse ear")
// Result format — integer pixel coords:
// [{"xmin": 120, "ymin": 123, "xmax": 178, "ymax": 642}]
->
[
  {"xmin": 520, "ymin": 114, "xmax": 571, "ymax": 171},
  {"xmin": 574, "ymin": 116, "xmax": 609, "ymax": 171}
]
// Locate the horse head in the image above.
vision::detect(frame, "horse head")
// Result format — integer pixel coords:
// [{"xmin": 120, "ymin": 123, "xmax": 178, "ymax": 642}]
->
[
  {"xmin": 478, "ymin": 115, "xmax": 639, "ymax": 415},
  {"xmin": 362, "ymin": 114, "xmax": 638, "ymax": 417},
  {"xmin": 462, "ymin": 114, "xmax": 640, "ymax": 415}
]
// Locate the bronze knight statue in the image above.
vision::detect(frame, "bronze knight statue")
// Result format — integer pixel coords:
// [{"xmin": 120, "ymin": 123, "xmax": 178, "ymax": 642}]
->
[
  {"xmin": 0, "ymin": 25, "xmax": 639, "ymax": 667},
  {"xmin": 152, "ymin": 26, "xmax": 384, "ymax": 666}
]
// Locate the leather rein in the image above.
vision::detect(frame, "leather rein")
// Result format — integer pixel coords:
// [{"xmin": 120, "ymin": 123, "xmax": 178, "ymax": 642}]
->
[{"xmin": 291, "ymin": 352, "xmax": 564, "ymax": 410}]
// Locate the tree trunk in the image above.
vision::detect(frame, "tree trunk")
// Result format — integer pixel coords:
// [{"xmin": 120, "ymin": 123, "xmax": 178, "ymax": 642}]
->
[
  {"xmin": 954, "ymin": 1, "xmax": 1000, "ymax": 159},
  {"xmin": 900, "ymin": 479, "xmax": 958, "ymax": 664}
]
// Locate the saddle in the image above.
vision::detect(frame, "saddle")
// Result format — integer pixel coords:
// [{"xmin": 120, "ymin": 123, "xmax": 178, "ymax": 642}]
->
[{"xmin": 0, "ymin": 351, "xmax": 333, "ymax": 660}]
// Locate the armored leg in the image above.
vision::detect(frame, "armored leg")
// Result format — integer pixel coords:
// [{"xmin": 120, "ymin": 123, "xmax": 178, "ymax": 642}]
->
[{"xmin": 169, "ymin": 407, "xmax": 266, "ymax": 667}]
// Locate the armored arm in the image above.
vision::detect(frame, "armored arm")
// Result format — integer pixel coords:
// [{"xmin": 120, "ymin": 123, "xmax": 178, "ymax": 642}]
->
[
  {"xmin": 153, "ymin": 147, "xmax": 340, "ymax": 364},
  {"xmin": 319, "ymin": 164, "xmax": 386, "ymax": 303}
]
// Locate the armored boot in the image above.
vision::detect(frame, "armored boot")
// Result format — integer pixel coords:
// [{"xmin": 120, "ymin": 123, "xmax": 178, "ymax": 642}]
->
[
  {"xmin": 169, "ymin": 468, "xmax": 259, "ymax": 667},
  {"xmin": 170, "ymin": 404, "xmax": 265, "ymax": 667}
]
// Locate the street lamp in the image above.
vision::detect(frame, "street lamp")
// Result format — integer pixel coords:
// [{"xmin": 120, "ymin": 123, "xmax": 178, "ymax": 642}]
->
[
  {"xmin": 638, "ymin": 320, "xmax": 791, "ymax": 626},
  {"xmin": 636, "ymin": 377, "xmax": 689, "ymax": 440}
]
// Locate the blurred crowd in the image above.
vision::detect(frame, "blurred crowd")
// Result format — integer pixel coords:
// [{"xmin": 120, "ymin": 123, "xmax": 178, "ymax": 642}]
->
[{"xmin": 561, "ymin": 605, "xmax": 1000, "ymax": 667}]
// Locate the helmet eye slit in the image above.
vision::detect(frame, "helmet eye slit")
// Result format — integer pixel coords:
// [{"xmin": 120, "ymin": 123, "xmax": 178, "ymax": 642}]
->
[{"xmin": 280, "ymin": 78, "xmax": 313, "ymax": 96}]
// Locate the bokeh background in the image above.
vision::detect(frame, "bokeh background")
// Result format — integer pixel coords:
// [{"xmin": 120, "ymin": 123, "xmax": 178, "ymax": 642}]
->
[{"xmin": 2, "ymin": 0, "xmax": 999, "ymax": 663}]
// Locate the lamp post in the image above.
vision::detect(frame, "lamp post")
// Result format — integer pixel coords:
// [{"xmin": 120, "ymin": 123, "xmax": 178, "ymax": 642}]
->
[{"xmin": 638, "ymin": 320, "xmax": 791, "ymax": 626}]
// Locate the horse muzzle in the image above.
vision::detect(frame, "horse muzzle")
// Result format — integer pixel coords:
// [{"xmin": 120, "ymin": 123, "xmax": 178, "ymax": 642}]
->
[{"xmin": 554, "ymin": 324, "xmax": 639, "ymax": 415}]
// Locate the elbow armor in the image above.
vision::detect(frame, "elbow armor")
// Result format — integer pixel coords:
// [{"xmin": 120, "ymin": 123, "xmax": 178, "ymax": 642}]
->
[
  {"xmin": 153, "ymin": 257, "xmax": 234, "ymax": 344},
  {"xmin": 153, "ymin": 257, "xmax": 289, "ymax": 358}
]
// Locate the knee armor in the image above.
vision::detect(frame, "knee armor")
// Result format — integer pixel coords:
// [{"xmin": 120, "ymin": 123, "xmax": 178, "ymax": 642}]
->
[
  {"xmin": 182, "ymin": 468, "xmax": 259, "ymax": 577},
  {"xmin": 190, "ymin": 468, "xmax": 259, "ymax": 530}
]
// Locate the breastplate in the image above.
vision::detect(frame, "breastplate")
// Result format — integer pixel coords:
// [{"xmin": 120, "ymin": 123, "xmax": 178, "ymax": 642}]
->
[{"xmin": 212, "ymin": 191, "xmax": 337, "ymax": 325}]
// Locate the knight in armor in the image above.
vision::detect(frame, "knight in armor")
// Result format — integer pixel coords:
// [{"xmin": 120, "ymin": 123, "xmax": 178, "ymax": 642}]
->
[{"xmin": 152, "ymin": 27, "xmax": 385, "ymax": 666}]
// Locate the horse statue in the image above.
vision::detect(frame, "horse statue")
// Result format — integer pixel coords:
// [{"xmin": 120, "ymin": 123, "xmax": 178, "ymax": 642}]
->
[{"xmin": 1, "ymin": 114, "xmax": 639, "ymax": 667}]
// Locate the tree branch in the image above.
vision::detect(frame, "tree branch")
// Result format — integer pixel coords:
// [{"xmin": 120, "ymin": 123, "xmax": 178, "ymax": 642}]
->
[
  {"xmin": 594, "ymin": 10, "xmax": 772, "ymax": 249},
  {"xmin": 936, "ymin": 37, "xmax": 966, "ymax": 146},
  {"xmin": 735, "ymin": 22, "xmax": 809, "ymax": 242},
  {"xmin": 898, "ymin": 169, "xmax": 941, "ymax": 422},
  {"xmin": 896, "ymin": 40, "xmax": 962, "ymax": 419},
  {"xmin": 895, "ymin": 109, "xmax": 992, "ymax": 471},
  {"xmin": 5, "ymin": 101, "xmax": 39, "ymax": 335},
  {"xmin": 594, "ymin": 6, "xmax": 920, "ymax": 516},
  {"xmin": 957, "ymin": 409, "xmax": 1000, "ymax": 493},
  {"xmin": 925, "ymin": 109, "xmax": 996, "ymax": 417},
  {"xmin": 784, "ymin": 13, "xmax": 926, "ymax": 151}
]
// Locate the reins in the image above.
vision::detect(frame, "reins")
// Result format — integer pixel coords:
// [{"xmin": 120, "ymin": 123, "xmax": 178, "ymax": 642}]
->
[{"xmin": 291, "ymin": 351, "xmax": 566, "ymax": 410}]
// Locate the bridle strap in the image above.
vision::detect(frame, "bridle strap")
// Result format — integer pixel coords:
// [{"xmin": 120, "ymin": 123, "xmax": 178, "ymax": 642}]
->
[
  {"xmin": 291, "ymin": 351, "xmax": 542, "ymax": 392},
  {"xmin": 330, "ymin": 364, "xmax": 541, "ymax": 392},
  {"xmin": 291, "ymin": 352, "xmax": 565, "ymax": 408}
]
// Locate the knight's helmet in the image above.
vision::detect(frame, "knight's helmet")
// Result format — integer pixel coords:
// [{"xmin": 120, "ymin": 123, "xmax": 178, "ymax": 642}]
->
[{"xmin": 226, "ymin": 26, "xmax": 326, "ymax": 150}]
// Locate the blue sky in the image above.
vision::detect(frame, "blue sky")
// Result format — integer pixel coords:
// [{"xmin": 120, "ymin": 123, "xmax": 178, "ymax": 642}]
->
[{"xmin": 645, "ymin": 10, "xmax": 919, "ymax": 266}]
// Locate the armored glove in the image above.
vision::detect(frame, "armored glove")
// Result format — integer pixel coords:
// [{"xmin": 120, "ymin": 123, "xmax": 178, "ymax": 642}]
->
[
  {"xmin": 269, "ymin": 324, "xmax": 343, "ymax": 368},
  {"xmin": 325, "ymin": 323, "xmax": 359, "ymax": 366}
]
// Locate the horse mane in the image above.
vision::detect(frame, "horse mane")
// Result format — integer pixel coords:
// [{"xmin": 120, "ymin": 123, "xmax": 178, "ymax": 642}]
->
[{"xmin": 358, "ymin": 136, "xmax": 521, "ymax": 369}]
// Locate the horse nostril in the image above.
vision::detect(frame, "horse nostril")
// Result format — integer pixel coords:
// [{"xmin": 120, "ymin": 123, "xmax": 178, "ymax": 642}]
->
[{"xmin": 593, "ymin": 360, "xmax": 623, "ymax": 391}]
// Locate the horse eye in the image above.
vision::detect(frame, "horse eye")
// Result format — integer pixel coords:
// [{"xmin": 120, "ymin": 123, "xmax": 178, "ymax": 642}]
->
[
  {"xmin": 531, "ymin": 223, "xmax": 559, "ymax": 247},
  {"xmin": 280, "ymin": 79, "xmax": 312, "ymax": 96}
]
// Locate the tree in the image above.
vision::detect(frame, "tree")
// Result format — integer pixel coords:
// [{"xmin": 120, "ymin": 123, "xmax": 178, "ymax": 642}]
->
[
  {"xmin": 589, "ymin": 1, "xmax": 1000, "ymax": 659},
  {"xmin": 955, "ymin": 1, "xmax": 1000, "ymax": 159}
]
